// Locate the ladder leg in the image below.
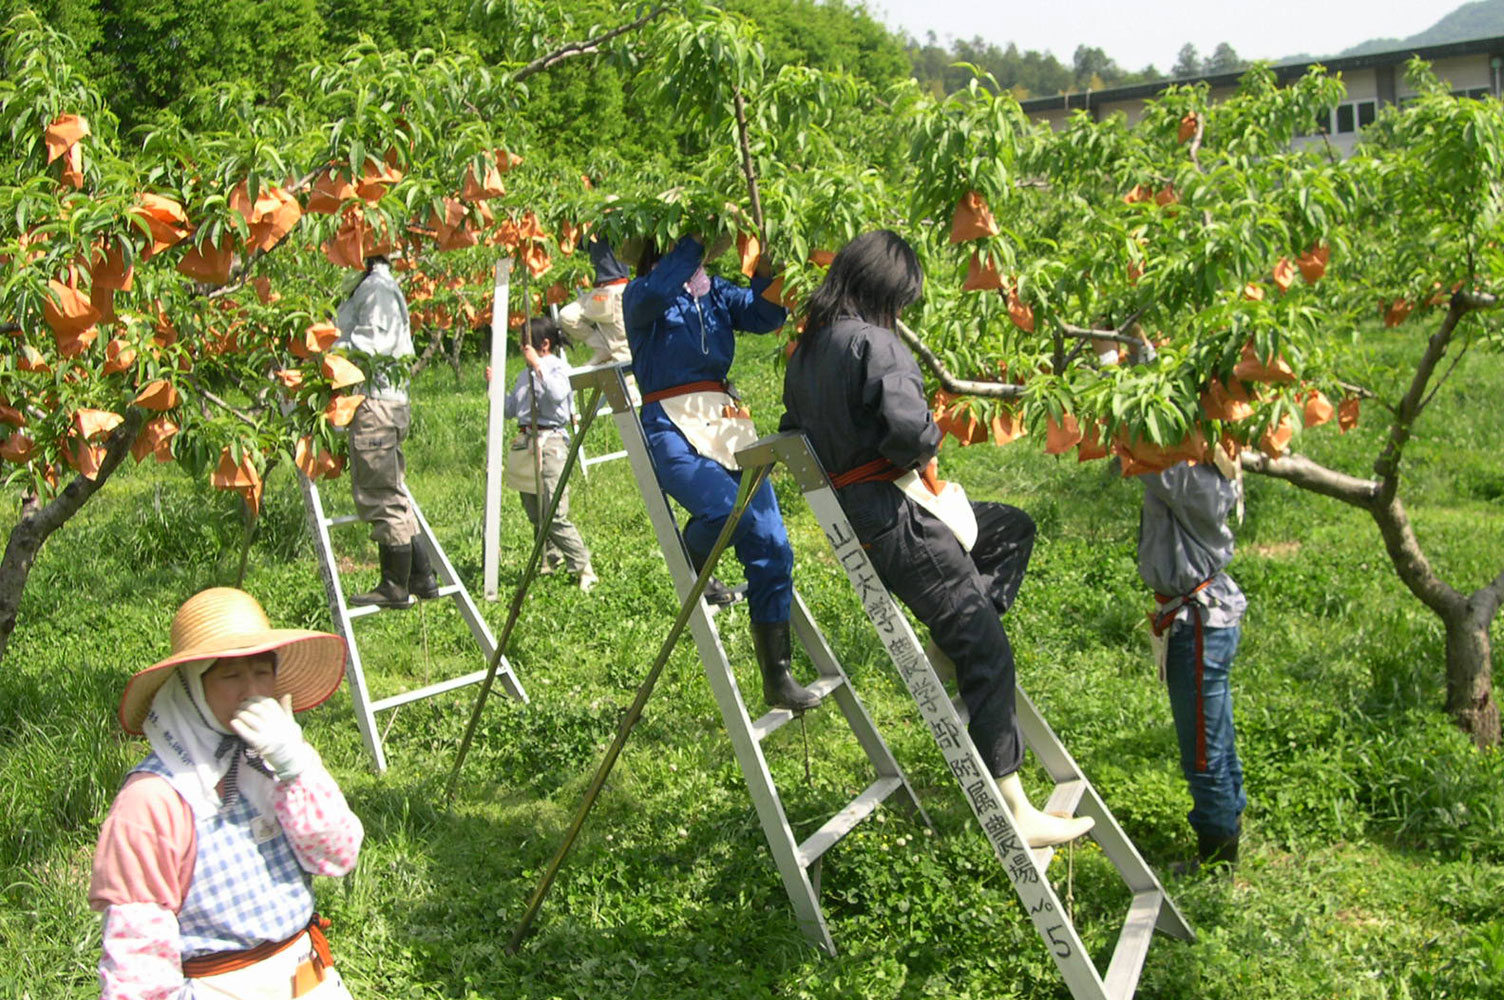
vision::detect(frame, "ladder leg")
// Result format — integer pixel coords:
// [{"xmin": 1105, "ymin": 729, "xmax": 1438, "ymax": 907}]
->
[{"xmin": 299, "ymin": 474, "xmax": 387, "ymax": 773}]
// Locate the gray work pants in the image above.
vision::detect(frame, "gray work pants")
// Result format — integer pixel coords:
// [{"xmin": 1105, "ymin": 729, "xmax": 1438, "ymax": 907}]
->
[
  {"xmin": 348, "ymin": 398, "xmax": 419, "ymax": 546},
  {"xmin": 516, "ymin": 430, "xmax": 592, "ymax": 573}
]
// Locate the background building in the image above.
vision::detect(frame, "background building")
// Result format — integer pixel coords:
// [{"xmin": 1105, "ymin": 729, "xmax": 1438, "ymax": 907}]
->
[{"xmin": 1020, "ymin": 36, "xmax": 1504, "ymax": 155}]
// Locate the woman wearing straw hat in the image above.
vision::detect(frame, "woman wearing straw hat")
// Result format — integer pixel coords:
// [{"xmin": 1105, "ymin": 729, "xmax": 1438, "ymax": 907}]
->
[{"xmin": 90, "ymin": 588, "xmax": 364, "ymax": 999}]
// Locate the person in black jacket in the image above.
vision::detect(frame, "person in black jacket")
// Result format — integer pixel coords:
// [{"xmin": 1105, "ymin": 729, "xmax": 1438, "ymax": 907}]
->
[{"xmin": 780, "ymin": 230, "xmax": 1093, "ymax": 847}]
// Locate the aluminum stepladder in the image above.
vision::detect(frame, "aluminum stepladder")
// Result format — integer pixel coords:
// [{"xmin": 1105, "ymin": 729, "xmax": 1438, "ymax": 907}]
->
[
  {"xmin": 569, "ymin": 362, "xmax": 929, "ymax": 955},
  {"xmin": 734, "ymin": 432, "xmax": 1194, "ymax": 1000},
  {"xmin": 299, "ymin": 474, "xmax": 528, "ymax": 773}
]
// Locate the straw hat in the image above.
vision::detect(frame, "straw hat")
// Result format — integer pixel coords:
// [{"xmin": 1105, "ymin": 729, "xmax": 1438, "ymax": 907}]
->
[{"xmin": 118, "ymin": 587, "xmax": 347, "ymax": 734}]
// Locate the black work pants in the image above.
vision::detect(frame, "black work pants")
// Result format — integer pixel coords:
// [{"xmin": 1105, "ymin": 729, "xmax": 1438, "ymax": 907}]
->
[{"xmin": 840, "ymin": 483, "xmax": 1036, "ymax": 777}]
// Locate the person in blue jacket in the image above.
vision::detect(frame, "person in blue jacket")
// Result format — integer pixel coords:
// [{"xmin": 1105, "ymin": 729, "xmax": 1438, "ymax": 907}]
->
[{"xmin": 623, "ymin": 234, "xmax": 820, "ymax": 711}]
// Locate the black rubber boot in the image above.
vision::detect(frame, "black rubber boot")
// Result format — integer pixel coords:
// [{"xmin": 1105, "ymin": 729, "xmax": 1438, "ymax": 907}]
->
[
  {"xmin": 350, "ymin": 544, "xmax": 413, "ymax": 608},
  {"xmin": 688, "ymin": 546, "xmax": 742, "ymax": 607},
  {"xmin": 1197, "ymin": 830, "xmax": 1239, "ymax": 869},
  {"xmin": 750, "ymin": 621, "xmax": 821, "ymax": 711},
  {"xmin": 408, "ymin": 542, "xmax": 441, "ymax": 600}
]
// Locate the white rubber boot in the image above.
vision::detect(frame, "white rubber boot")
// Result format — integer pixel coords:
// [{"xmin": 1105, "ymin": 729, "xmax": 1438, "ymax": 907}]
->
[{"xmin": 998, "ymin": 773, "xmax": 1095, "ymax": 848}]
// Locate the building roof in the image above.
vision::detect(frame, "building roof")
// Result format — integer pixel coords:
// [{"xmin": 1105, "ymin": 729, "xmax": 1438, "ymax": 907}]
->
[{"xmin": 1018, "ymin": 34, "xmax": 1504, "ymax": 114}]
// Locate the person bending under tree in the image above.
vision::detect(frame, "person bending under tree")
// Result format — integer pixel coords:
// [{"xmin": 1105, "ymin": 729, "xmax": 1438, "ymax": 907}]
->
[{"xmin": 1137, "ymin": 457, "xmax": 1247, "ymax": 871}]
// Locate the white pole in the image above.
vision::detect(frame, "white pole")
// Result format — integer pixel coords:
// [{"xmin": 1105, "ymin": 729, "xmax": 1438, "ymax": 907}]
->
[{"xmin": 483, "ymin": 259, "xmax": 512, "ymax": 601}]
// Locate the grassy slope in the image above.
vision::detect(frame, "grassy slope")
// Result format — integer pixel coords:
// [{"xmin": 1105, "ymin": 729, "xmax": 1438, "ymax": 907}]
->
[{"xmin": 3, "ymin": 330, "xmax": 1503, "ymax": 1000}]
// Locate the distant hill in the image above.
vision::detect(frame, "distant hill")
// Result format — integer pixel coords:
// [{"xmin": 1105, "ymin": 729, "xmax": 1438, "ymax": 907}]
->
[{"xmin": 1336, "ymin": 0, "xmax": 1503, "ymax": 58}]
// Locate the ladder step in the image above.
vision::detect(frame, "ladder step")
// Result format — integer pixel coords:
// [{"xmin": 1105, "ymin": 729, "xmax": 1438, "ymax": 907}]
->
[
  {"xmin": 797, "ymin": 775, "xmax": 903, "ymax": 867},
  {"xmin": 1043, "ymin": 778, "xmax": 1087, "ymax": 816},
  {"xmin": 750, "ymin": 675, "xmax": 847, "ymax": 741},
  {"xmin": 1103, "ymin": 890, "xmax": 1165, "ymax": 1000},
  {"xmin": 343, "ymin": 587, "xmax": 464, "ymax": 618},
  {"xmin": 325, "ymin": 514, "xmax": 364, "ymax": 527},
  {"xmin": 583, "ymin": 449, "xmax": 627, "ymax": 466},
  {"xmin": 369, "ymin": 668, "xmax": 494, "ymax": 713}
]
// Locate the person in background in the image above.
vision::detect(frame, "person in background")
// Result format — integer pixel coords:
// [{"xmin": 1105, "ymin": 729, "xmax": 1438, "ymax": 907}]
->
[
  {"xmin": 90, "ymin": 587, "xmax": 362, "ymax": 999},
  {"xmin": 622, "ymin": 231, "xmax": 820, "ymax": 712},
  {"xmin": 780, "ymin": 230, "xmax": 1093, "ymax": 848},
  {"xmin": 503, "ymin": 316, "xmax": 597, "ymax": 592},
  {"xmin": 1138, "ymin": 458, "xmax": 1247, "ymax": 871},
  {"xmin": 558, "ymin": 234, "xmax": 632, "ymax": 370},
  {"xmin": 334, "ymin": 253, "xmax": 439, "ymax": 609}
]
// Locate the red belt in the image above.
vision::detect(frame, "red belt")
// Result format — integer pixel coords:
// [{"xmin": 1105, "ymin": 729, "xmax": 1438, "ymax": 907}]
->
[
  {"xmin": 182, "ymin": 914, "xmax": 334, "ymax": 983},
  {"xmin": 830, "ymin": 457, "xmax": 904, "ymax": 489},
  {"xmin": 595, "ymin": 277, "xmax": 628, "ymax": 288},
  {"xmin": 642, "ymin": 380, "xmax": 729, "ymax": 404},
  {"xmin": 1152, "ymin": 579, "xmax": 1216, "ymax": 772}
]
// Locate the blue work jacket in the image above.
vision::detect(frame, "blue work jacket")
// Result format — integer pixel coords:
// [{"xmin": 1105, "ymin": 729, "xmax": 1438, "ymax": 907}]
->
[{"xmin": 622, "ymin": 237, "xmax": 787, "ymax": 408}]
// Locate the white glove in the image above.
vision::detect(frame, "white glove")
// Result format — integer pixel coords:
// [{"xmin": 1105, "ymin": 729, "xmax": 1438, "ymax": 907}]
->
[{"xmin": 231, "ymin": 694, "xmax": 310, "ymax": 781}]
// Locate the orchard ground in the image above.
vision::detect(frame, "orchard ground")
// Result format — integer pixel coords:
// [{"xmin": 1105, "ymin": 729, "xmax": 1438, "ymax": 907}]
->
[{"xmin": 3, "ymin": 331, "xmax": 1502, "ymax": 1000}]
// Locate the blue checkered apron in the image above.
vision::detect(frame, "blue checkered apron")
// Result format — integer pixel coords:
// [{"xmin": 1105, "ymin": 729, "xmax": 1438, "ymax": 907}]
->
[{"xmin": 134, "ymin": 754, "xmax": 314, "ymax": 958}]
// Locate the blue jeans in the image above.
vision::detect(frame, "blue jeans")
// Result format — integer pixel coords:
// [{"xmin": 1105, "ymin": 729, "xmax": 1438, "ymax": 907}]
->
[{"xmin": 1164, "ymin": 619, "xmax": 1246, "ymax": 839}]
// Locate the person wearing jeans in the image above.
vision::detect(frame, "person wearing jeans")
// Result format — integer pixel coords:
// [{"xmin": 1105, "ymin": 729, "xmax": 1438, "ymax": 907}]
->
[{"xmin": 1139, "ymin": 460, "xmax": 1248, "ymax": 869}]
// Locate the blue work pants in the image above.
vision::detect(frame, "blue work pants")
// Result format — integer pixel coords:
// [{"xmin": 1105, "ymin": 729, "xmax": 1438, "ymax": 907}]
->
[
  {"xmin": 645, "ymin": 424, "xmax": 793, "ymax": 625},
  {"xmin": 1165, "ymin": 619, "xmax": 1246, "ymax": 839}
]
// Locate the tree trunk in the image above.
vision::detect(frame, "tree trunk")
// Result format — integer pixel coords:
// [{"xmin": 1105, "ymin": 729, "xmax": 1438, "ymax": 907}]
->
[
  {"xmin": 0, "ymin": 409, "xmax": 145, "ymax": 665},
  {"xmin": 1243, "ymin": 449, "xmax": 1501, "ymax": 747},
  {"xmin": 1443, "ymin": 600, "xmax": 1501, "ymax": 748},
  {"xmin": 1368, "ymin": 490, "xmax": 1501, "ymax": 747},
  {"xmin": 409, "ymin": 326, "xmax": 445, "ymax": 377}
]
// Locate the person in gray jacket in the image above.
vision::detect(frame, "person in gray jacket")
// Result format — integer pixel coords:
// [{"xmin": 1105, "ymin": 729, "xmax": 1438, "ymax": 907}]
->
[
  {"xmin": 334, "ymin": 254, "xmax": 439, "ymax": 608},
  {"xmin": 1138, "ymin": 459, "xmax": 1247, "ymax": 869},
  {"xmin": 503, "ymin": 317, "xmax": 597, "ymax": 592}
]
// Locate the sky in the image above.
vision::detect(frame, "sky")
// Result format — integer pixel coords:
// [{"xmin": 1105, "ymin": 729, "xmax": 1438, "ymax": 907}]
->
[{"xmin": 871, "ymin": 0, "xmax": 1454, "ymax": 74}]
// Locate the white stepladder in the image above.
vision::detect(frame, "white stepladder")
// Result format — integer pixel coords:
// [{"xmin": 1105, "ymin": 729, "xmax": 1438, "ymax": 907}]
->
[
  {"xmin": 569, "ymin": 362, "xmax": 930, "ymax": 955},
  {"xmin": 299, "ymin": 474, "xmax": 528, "ymax": 773},
  {"xmin": 733, "ymin": 430, "xmax": 1195, "ymax": 1000}
]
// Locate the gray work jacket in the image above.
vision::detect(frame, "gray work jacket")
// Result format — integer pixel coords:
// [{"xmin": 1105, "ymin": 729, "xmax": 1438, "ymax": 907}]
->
[
  {"xmin": 1137, "ymin": 462, "xmax": 1246, "ymax": 629},
  {"xmin": 334, "ymin": 263, "xmax": 413, "ymax": 403}
]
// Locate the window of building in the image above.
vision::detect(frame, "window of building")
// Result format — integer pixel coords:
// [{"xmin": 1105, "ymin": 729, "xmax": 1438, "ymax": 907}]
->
[
  {"xmin": 1336, "ymin": 103, "xmax": 1355, "ymax": 133},
  {"xmin": 1357, "ymin": 100, "xmax": 1377, "ymax": 127}
]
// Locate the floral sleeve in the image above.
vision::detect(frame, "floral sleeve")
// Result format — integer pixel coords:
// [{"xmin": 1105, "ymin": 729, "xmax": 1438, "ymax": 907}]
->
[
  {"xmin": 98, "ymin": 902, "xmax": 187, "ymax": 1000},
  {"xmin": 273, "ymin": 752, "xmax": 364, "ymax": 877}
]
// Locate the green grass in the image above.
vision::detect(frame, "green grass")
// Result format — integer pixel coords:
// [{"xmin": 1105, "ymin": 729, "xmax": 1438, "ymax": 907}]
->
[{"xmin": 2, "ymin": 333, "xmax": 1503, "ymax": 999}]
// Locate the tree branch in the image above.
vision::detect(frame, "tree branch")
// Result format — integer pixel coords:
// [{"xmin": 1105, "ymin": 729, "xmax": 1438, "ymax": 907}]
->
[
  {"xmin": 1239, "ymin": 449, "xmax": 1377, "ymax": 508},
  {"xmin": 894, "ymin": 321, "xmax": 1025, "ymax": 399},
  {"xmin": 1474, "ymin": 566, "xmax": 1504, "ymax": 622},
  {"xmin": 733, "ymin": 87, "xmax": 765, "ymax": 239},
  {"xmin": 1059, "ymin": 324, "xmax": 1140, "ymax": 346},
  {"xmin": 511, "ymin": 4, "xmax": 672, "ymax": 83},
  {"xmin": 1373, "ymin": 299, "xmax": 1465, "ymax": 505},
  {"xmin": 1370, "ymin": 494, "xmax": 1464, "ymax": 617},
  {"xmin": 184, "ymin": 377, "xmax": 262, "ymax": 428},
  {"xmin": 0, "ymin": 409, "xmax": 145, "ymax": 661}
]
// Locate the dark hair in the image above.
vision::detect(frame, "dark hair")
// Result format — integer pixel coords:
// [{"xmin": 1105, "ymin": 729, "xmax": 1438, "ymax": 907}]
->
[
  {"xmin": 522, "ymin": 315, "xmax": 561, "ymax": 353},
  {"xmin": 803, "ymin": 230, "xmax": 923, "ymax": 336},
  {"xmin": 635, "ymin": 237, "xmax": 662, "ymax": 279}
]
